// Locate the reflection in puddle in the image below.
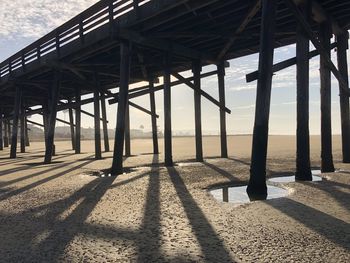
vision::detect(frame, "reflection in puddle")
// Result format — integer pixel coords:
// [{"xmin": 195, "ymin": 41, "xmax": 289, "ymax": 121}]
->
[
  {"xmin": 269, "ymin": 175, "xmax": 322, "ymax": 183},
  {"xmin": 311, "ymin": 170, "xmax": 321, "ymax": 175},
  {"xmin": 177, "ymin": 162, "xmax": 203, "ymax": 167},
  {"xmin": 269, "ymin": 170, "xmax": 323, "ymax": 183},
  {"xmin": 210, "ymin": 185, "xmax": 288, "ymax": 204}
]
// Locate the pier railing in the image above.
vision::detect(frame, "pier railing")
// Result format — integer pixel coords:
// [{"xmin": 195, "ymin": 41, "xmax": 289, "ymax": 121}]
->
[{"xmin": 0, "ymin": 0, "xmax": 151, "ymax": 80}]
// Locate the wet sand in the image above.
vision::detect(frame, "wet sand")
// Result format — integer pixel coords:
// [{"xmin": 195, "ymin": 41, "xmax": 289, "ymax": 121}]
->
[{"xmin": 0, "ymin": 135, "xmax": 349, "ymax": 262}]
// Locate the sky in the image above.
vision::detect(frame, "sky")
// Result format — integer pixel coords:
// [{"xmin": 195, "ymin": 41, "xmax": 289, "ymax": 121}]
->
[{"xmin": 1, "ymin": 0, "xmax": 349, "ymax": 135}]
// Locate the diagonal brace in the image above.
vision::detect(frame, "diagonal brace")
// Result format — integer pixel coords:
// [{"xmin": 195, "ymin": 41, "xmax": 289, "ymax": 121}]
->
[
  {"xmin": 283, "ymin": 0, "xmax": 350, "ymax": 95},
  {"xmin": 172, "ymin": 72, "xmax": 231, "ymax": 114}
]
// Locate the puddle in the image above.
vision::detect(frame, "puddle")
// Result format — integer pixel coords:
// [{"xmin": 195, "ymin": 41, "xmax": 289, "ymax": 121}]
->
[
  {"xmin": 209, "ymin": 185, "xmax": 288, "ymax": 204},
  {"xmin": 269, "ymin": 170, "xmax": 323, "ymax": 183},
  {"xmin": 269, "ymin": 175, "xmax": 322, "ymax": 183},
  {"xmin": 312, "ymin": 170, "xmax": 321, "ymax": 175},
  {"xmin": 209, "ymin": 169, "xmax": 329, "ymax": 205},
  {"xmin": 82, "ymin": 167, "xmax": 138, "ymax": 178},
  {"xmin": 177, "ymin": 162, "xmax": 203, "ymax": 167}
]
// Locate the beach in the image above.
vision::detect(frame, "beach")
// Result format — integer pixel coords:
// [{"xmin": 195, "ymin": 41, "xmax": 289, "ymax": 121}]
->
[{"xmin": 0, "ymin": 135, "xmax": 349, "ymax": 262}]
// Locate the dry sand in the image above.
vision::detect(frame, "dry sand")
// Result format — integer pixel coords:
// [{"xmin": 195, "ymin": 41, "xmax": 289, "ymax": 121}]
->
[{"xmin": 0, "ymin": 135, "xmax": 349, "ymax": 262}]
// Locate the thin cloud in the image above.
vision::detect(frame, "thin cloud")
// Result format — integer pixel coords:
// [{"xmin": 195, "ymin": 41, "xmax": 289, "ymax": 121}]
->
[{"xmin": 0, "ymin": 0, "xmax": 98, "ymax": 38}]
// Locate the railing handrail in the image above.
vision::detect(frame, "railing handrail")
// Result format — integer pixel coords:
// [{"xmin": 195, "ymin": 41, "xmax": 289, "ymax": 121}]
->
[{"xmin": 0, "ymin": 0, "xmax": 150, "ymax": 79}]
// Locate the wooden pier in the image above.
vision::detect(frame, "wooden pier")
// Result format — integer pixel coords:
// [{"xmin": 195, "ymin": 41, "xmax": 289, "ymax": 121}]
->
[{"xmin": 0, "ymin": 0, "xmax": 349, "ymax": 199}]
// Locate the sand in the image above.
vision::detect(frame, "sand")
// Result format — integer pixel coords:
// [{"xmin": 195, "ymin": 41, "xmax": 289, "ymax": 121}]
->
[{"xmin": 0, "ymin": 135, "xmax": 349, "ymax": 262}]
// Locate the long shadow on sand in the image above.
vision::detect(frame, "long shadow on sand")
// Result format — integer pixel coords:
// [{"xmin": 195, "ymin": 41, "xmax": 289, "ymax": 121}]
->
[
  {"xmin": 304, "ymin": 180, "xmax": 350, "ymax": 212},
  {"xmin": 0, "ymin": 176, "xmax": 116, "ymax": 262},
  {"xmin": 0, "ymin": 154, "xmax": 166, "ymax": 262},
  {"xmin": 0, "ymin": 153, "xmax": 76, "ymax": 177},
  {"xmin": 136, "ymin": 155, "xmax": 163, "ymax": 262},
  {"xmin": 0, "ymin": 155, "xmax": 95, "ymax": 201},
  {"xmin": 167, "ymin": 167, "xmax": 234, "ymax": 262},
  {"xmin": 203, "ymin": 161, "xmax": 240, "ymax": 181},
  {"xmin": 267, "ymin": 197, "xmax": 350, "ymax": 251}
]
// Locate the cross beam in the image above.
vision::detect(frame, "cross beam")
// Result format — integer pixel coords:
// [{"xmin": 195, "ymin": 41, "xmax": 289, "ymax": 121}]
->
[
  {"xmin": 118, "ymin": 28, "xmax": 216, "ymax": 63},
  {"xmin": 217, "ymin": 0, "xmax": 261, "ymax": 61},
  {"xmin": 172, "ymin": 72, "xmax": 231, "ymax": 114},
  {"xmin": 246, "ymin": 42, "xmax": 337, "ymax": 82},
  {"xmin": 26, "ymin": 119, "xmax": 44, "ymax": 128},
  {"xmin": 129, "ymin": 101, "xmax": 159, "ymax": 118},
  {"xmin": 283, "ymin": 0, "xmax": 350, "ymax": 95},
  {"xmin": 108, "ymin": 70, "xmax": 220, "ymax": 105}
]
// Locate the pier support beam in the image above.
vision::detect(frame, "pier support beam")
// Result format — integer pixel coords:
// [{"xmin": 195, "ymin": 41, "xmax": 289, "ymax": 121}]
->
[
  {"xmin": 0, "ymin": 114, "xmax": 3, "ymax": 151},
  {"xmin": 218, "ymin": 62, "xmax": 228, "ymax": 158},
  {"xmin": 164, "ymin": 54, "xmax": 173, "ymax": 166},
  {"xmin": 42, "ymin": 101, "xmax": 49, "ymax": 148},
  {"xmin": 124, "ymin": 103, "xmax": 131, "ymax": 157},
  {"xmin": 193, "ymin": 60, "xmax": 203, "ymax": 162},
  {"xmin": 25, "ymin": 118, "xmax": 30, "ymax": 147},
  {"xmin": 319, "ymin": 22, "xmax": 335, "ymax": 173},
  {"xmin": 111, "ymin": 41, "xmax": 131, "ymax": 175},
  {"xmin": 75, "ymin": 87, "xmax": 81, "ymax": 154},
  {"xmin": 336, "ymin": 32, "xmax": 350, "ymax": 163},
  {"xmin": 94, "ymin": 81, "xmax": 102, "ymax": 160},
  {"xmin": 20, "ymin": 101, "xmax": 26, "ymax": 153},
  {"xmin": 247, "ymin": 0, "xmax": 276, "ymax": 200},
  {"xmin": 44, "ymin": 73, "xmax": 60, "ymax": 164},
  {"xmin": 10, "ymin": 86, "xmax": 22, "ymax": 158},
  {"xmin": 68, "ymin": 102, "xmax": 75, "ymax": 150},
  {"xmin": 7, "ymin": 121, "xmax": 11, "ymax": 146},
  {"xmin": 100, "ymin": 92, "xmax": 110, "ymax": 152},
  {"xmin": 295, "ymin": 0, "xmax": 312, "ymax": 181},
  {"xmin": 149, "ymin": 79, "xmax": 159, "ymax": 154},
  {"xmin": 4, "ymin": 121, "xmax": 9, "ymax": 147}
]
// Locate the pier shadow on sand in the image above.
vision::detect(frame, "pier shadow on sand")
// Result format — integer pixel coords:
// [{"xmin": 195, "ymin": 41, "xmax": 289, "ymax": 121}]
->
[{"xmin": 267, "ymin": 197, "xmax": 350, "ymax": 251}]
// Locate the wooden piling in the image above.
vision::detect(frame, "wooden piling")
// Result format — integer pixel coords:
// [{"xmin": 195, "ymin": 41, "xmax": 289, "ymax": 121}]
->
[
  {"xmin": 42, "ymin": 101, "xmax": 49, "ymax": 147},
  {"xmin": 10, "ymin": 86, "xmax": 22, "ymax": 158},
  {"xmin": 44, "ymin": 73, "xmax": 60, "ymax": 164},
  {"xmin": 124, "ymin": 103, "xmax": 131, "ymax": 157},
  {"xmin": 20, "ymin": 101, "xmax": 26, "ymax": 153},
  {"xmin": 100, "ymin": 92, "xmax": 110, "ymax": 152},
  {"xmin": 25, "ymin": 118, "xmax": 30, "ymax": 147},
  {"xmin": 0, "ymin": 114, "xmax": 3, "ymax": 151},
  {"xmin": 247, "ymin": 0, "xmax": 276, "ymax": 200},
  {"xmin": 164, "ymin": 53, "xmax": 173, "ymax": 167},
  {"xmin": 193, "ymin": 60, "xmax": 203, "ymax": 162},
  {"xmin": 336, "ymin": 32, "xmax": 350, "ymax": 163},
  {"xmin": 217, "ymin": 62, "xmax": 228, "ymax": 158},
  {"xmin": 149, "ymin": 79, "xmax": 159, "ymax": 154},
  {"xmin": 3, "ymin": 121, "xmax": 9, "ymax": 147},
  {"xmin": 111, "ymin": 41, "xmax": 131, "ymax": 175},
  {"xmin": 319, "ymin": 21, "xmax": 335, "ymax": 173},
  {"xmin": 295, "ymin": 0, "xmax": 312, "ymax": 181},
  {"xmin": 94, "ymin": 82, "xmax": 102, "ymax": 160},
  {"xmin": 75, "ymin": 86, "xmax": 81, "ymax": 154},
  {"xmin": 68, "ymin": 102, "xmax": 76, "ymax": 150},
  {"xmin": 7, "ymin": 121, "xmax": 11, "ymax": 146}
]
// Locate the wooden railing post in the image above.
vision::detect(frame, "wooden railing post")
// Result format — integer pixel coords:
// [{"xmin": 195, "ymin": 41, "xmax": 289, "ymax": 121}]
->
[
  {"xmin": 79, "ymin": 15, "xmax": 85, "ymax": 45},
  {"xmin": 55, "ymin": 30, "xmax": 61, "ymax": 58}
]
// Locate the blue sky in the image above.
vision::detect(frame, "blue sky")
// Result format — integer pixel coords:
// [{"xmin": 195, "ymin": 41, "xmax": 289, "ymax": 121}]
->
[{"xmin": 1, "ymin": 0, "xmax": 349, "ymax": 135}]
